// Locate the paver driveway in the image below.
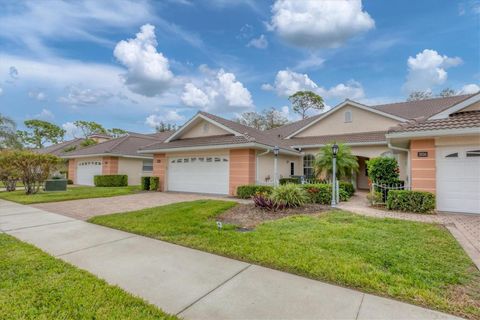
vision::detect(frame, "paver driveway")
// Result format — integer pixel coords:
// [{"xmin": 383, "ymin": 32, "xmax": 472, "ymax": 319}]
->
[
  {"xmin": 32, "ymin": 191, "xmax": 247, "ymax": 220},
  {"xmin": 0, "ymin": 199, "xmax": 462, "ymax": 320}
]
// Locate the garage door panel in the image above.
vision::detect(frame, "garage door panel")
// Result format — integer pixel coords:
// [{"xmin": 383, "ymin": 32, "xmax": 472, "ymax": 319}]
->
[{"xmin": 76, "ymin": 160, "xmax": 102, "ymax": 186}]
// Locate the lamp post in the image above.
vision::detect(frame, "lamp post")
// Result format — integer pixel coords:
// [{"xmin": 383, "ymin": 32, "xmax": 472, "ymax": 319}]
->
[
  {"xmin": 273, "ymin": 146, "xmax": 279, "ymax": 187},
  {"xmin": 331, "ymin": 143, "xmax": 339, "ymax": 207}
]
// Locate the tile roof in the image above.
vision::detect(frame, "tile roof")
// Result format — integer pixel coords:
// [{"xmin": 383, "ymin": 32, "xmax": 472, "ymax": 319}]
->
[
  {"xmin": 288, "ymin": 131, "xmax": 387, "ymax": 147},
  {"xmin": 388, "ymin": 111, "xmax": 480, "ymax": 133},
  {"xmin": 63, "ymin": 132, "xmax": 173, "ymax": 158},
  {"xmin": 35, "ymin": 138, "xmax": 86, "ymax": 156}
]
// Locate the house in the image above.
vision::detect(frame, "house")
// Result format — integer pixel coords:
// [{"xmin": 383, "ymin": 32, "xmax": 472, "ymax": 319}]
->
[
  {"xmin": 35, "ymin": 138, "xmax": 86, "ymax": 156},
  {"xmin": 138, "ymin": 93, "xmax": 479, "ymax": 214},
  {"xmin": 61, "ymin": 132, "xmax": 172, "ymax": 186}
]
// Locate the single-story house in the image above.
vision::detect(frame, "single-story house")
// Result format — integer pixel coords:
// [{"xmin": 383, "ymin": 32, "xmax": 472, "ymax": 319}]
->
[
  {"xmin": 137, "ymin": 93, "xmax": 479, "ymax": 214},
  {"xmin": 61, "ymin": 132, "xmax": 172, "ymax": 186}
]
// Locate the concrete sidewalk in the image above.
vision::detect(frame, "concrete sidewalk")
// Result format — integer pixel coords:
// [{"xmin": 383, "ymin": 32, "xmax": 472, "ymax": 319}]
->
[{"xmin": 0, "ymin": 199, "xmax": 462, "ymax": 320}]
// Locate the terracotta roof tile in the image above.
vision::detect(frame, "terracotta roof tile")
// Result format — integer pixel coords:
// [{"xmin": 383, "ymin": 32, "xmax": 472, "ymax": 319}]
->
[{"xmin": 388, "ymin": 111, "xmax": 480, "ymax": 133}]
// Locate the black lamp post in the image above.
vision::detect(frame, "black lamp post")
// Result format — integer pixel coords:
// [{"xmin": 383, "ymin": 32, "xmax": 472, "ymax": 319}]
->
[
  {"xmin": 331, "ymin": 143, "xmax": 339, "ymax": 207},
  {"xmin": 273, "ymin": 146, "xmax": 279, "ymax": 186}
]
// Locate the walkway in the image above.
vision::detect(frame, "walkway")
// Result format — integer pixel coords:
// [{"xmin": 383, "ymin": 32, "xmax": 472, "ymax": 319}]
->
[
  {"xmin": 339, "ymin": 192, "xmax": 480, "ymax": 269},
  {"xmin": 0, "ymin": 199, "xmax": 461, "ymax": 319},
  {"xmin": 32, "ymin": 191, "xmax": 249, "ymax": 220}
]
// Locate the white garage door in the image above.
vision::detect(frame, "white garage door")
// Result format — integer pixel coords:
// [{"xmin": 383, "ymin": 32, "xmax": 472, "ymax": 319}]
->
[
  {"xmin": 437, "ymin": 146, "xmax": 480, "ymax": 214},
  {"xmin": 168, "ymin": 155, "xmax": 229, "ymax": 194},
  {"xmin": 76, "ymin": 160, "xmax": 102, "ymax": 186}
]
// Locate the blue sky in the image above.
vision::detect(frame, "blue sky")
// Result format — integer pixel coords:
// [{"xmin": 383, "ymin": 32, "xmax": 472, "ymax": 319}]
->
[{"xmin": 0, "ymin": 0, "xmax": 479, "ymax": 137}]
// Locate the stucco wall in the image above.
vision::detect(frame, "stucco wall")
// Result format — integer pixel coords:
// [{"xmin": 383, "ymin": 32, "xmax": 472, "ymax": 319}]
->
[
  {"xmin": 256, "ymin": 153, "xmax": 302, "ymax": 184},
  {"xmin": 435, "ymin": 135, "xmax": 480, "ymax": 146},
  {"xmin": 179, "ymin": 119, "xmax": 230, "ymax": 139},
  {"xmin": 410, "ymin": 139, "xmax": 436, "ymax": 193},
  {"xmin": 295, "ymin": 105, "xmax": 400, "ymax": 137},
  {"xmin": 459, "ymin": 101, "xmax": 480, "ymax": 112},
  {"xmin": 118, "ymin": 158, "xmax": 152, "ymax": 185}
]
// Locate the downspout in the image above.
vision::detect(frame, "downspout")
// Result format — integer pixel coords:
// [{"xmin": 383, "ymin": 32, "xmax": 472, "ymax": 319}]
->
[
  {"xmin": 388, "ymin": 140, "xmax": 410, "ymax": 189},
  {"xmin": 256, "ymin": 149, "xmax": 270, "ymax": 184}
]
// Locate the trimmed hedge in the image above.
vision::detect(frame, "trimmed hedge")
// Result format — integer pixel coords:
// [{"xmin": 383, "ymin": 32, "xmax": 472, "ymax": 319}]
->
[
  {"xmin": 301, "ymin": 184, "xmax": 332, "ymax": 204},
  {"xmin": 93, "ymin": 175, "xmax": 128, "ymax": 187},
  {"xmin": 339, "ymin": 181, "xmax": 355, "ymax": 197},
  {"xmin": 279, "ymin": 177, "xmax": 301, "ymax": 185},
  {"xmin": 386, "ymin": 190, "xmax": 435, "ymax": 214},
  {"xmin": 141, "ymin": 176, "xmax": 151, "ymax": 191},
  {"xmin": 149, "ymin": 177, "xmax": 159, "ymax": 191},
  {"xmin": 236, "ymin": 185, "xmax": 274, "ymax": 199}
]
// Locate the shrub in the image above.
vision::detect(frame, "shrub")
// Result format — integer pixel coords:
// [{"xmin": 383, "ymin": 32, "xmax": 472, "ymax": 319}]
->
[
  {"xmin": 339, "ymin": 181, "xmax": 355, "ymax": 197},
  {"xmin": 141, "ymin": 176, "xmax": 151, "ymax": 191},
  {"xmin": 236, "ymin": 185, "xmax": 273, "ymax": 199},
  {"xmin": 367, "ymin": 191, "xmax": 382, "ymax": 206},
  {"xmin": 386, "ymin": 190, "xmax": 436, "ymax": 214},
  {"xmin": 301, "ymin": 183, "xmax": 331, "ymax": 204},
  {"xmin": 271, "ymin": 184, "xmax": 309, "ymax": 207},
  {"xmin": 94, "ymin": 175, "xmax": 128, "ymax": 187},
  {"xmin": 149, "ymin": 176, "xmax": 159, "ymax": 191},
  {"xmin": 367, "ymin": 157, "xmax": 400, "ymax": 185},
  {"xmin": 339, "ymin": 189, "xmax": 350, "ymax": 202},
  {"xmin": 252, "ymin": 192, "xmax": 285, "ymax": 211},
  {"xmin": 279, "ymin": 177, "xmax": 300, "ymax": 185},
  {"xmin": 67, "ymin": 179, "xmax": 74, "ymax": 185}
]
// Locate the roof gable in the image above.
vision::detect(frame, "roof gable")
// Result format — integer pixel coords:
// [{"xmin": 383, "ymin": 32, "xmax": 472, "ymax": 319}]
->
[{"xmin": 428, "ymin": 92, "xmax": 480, "ymax": 120}]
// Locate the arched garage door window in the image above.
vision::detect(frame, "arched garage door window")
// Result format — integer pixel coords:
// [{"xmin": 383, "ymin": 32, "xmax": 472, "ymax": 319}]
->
[{"xmin": 303, "ymin": 154, "xmax": 315, "ymax": 178}]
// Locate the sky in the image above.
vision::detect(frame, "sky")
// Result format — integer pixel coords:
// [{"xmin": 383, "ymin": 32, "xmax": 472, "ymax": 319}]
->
[{"xmin": 0, "ymin": 0, "xmax": 479, "ymax": 138}]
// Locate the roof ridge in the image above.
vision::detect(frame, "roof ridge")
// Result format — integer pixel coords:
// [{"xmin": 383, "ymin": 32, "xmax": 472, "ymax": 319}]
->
[
  {"xmin": 372, "ymin": 93, "xmax": 474, "ymax": 108},
  {"xmin": 105, "ymin": 135, "xmax": 130, "ymax": 153}
]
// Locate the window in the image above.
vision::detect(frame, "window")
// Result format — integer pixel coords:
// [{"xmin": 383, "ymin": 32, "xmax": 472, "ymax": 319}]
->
[
  {"xmin": 184, "ymin": 158, "xmax": 189, "ymax": 163},
  {"xmin": 445, "ymin": 153, "xmax": 458, "ymax": 158},
  {"xmin": 203, "ymin": 123, "xmax": 209, "ymax": 133},
  {"xmin": 142, "ymin": 159, "xmax": 153, "ymax": 171},
  {"xmin": 206, "ymin": 157, "xmax": 212, "ymax": 162},
  {"xmin": 290, "ymin": 162, "xmax": 295, "ymax": 176},
  {"xmin": 344, "ymin": 110, "xmax": 352, "ymax": 123},
  {"xmin": 303, "ymin": 154, "xmax": 315, "ymax": 177},
  {"xmin": 214, "ymin": 157, "xmax": 221, "ymax": 162},
  {"xmin": 466, "ymin": 150, "xmax": 480, "ymax": 157}
]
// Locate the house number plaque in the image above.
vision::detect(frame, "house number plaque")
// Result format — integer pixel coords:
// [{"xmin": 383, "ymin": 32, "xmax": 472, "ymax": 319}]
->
[{"xmin": 417, "ymin": 151, "xmax": 428, "ymax": 157}]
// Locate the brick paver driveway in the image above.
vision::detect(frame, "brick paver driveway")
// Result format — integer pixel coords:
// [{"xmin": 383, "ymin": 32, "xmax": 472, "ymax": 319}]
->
[
  {"xmin": 339, "ymin": 192, "xmax": 480, "ymax": 269},
  {"xmin": 32, "ymin": 192, "xmax": 246, "ymax": 220}
]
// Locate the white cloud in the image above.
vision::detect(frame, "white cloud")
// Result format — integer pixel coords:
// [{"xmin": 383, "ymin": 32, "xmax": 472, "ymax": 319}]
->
[
  {"xmin": 247, "ymin": 34, "xmax": 268, "ymax": 49},
  {"xmin": 181, "ymin": 67, "xmax": 254, "ymax": 113},
  {"xmin": 265, "ymin": 69, "xmax": 365, "ymax": 101},
  {"xmin": 403, "ymin": 49, "xmax": 463, "ymax": 92},
  {"xmin": 261, "ymin": 83, "xmax": 274, "ymax": 91},
  {"xmin": 9, "ymin": 66, "xmax": 19, "ymax": 79},
  {"xmin": 114, "ymin": 24, "xmax": 175, "ymax": 97},
  {"xmin": 33, "ymin": 108, "xmax": 54, "ymax": 120},
  {"xmin": 28, "ymin": 90, "xmax": 47, "ymax": 101},
  {"xmin": 294, "ymin": 54, "xmax": 325, "ymax": 71},
  {"xmin": 269, "ymin": 0, "xmax": 374, "ymax": 48},
  {"xmin": 58, "ymin": 85, "xmax": 113, "ymax": 107},
  {"xmin": 460, "ymin": 83, "xmax": 480, "ymax": 94},
  {"xmin": 145, "ymin": 110, "xmax": 185, "ymax": 128},
  {"xmin": 62, "ymin": 122, "xmax": 82, "ymax": 139},
  {"xmin": 0, "ymin": 86, "xmax": 3, "ymax": 96}
]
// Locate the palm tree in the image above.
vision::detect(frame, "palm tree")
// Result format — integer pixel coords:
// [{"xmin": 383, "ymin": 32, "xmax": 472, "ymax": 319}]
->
[
  {"xmin": 0, "ymin": 113, "xmax": 21, "ymax": 149},
  {"xmin": 314, "ymin": 143, "xmax": 359, "ymax": 180}
]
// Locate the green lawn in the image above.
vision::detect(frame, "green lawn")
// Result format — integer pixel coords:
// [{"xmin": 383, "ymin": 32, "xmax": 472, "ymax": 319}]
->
[
  {"xmin": 0, "ymin": 233, "xmax": 176, "ymax": 320},
  {"xmin": 0, "ymin": 186, "xmax": 140, "ymax": 204},
  {"xmin": 90, "ymin": 200, "xmax": 480, "ymax": 319}
]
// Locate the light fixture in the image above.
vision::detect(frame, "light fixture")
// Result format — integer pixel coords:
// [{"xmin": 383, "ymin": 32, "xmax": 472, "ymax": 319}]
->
[
  {"xmin": 273, "ymin": 146, "xmax": 280, "ymax": 156},
  {"xmin": 332, "ymin": 143, "xmax": 339, "ymax": 157}
]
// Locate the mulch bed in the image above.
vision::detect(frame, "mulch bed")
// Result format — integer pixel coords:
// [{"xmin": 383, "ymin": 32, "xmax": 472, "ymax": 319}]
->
[{"xmin": 218, "ymin": 203, "xmax": 329, "ymax": 229}]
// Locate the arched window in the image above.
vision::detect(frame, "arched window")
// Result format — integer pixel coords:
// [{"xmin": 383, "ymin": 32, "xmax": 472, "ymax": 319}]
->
[
  {"xmin": 344, "ymin": 110, "xmax": 352, "ymax": 123},
  {"xmin": 303, "ymin": 154, "xmax": 315, "ymax": 177}
]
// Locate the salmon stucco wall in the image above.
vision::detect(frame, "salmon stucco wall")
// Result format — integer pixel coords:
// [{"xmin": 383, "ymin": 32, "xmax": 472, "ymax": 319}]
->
[
  {"xmin": 152, "ymin": 153, "xmax": 166, "ymax": 191},
  {"xmin": 68, "ymin": 159, "xmax": 76, "ymax": 183},
  {"xmin": 102, "ymin": 156, "xmax": 119, "ymax": 175},
  {"xmin": 410, "ymin": 139, "xmax": 436, "ymax": 193},
  {"xmin": 229, "ymin": 149, "xmax": 256, "ymax": 195}
]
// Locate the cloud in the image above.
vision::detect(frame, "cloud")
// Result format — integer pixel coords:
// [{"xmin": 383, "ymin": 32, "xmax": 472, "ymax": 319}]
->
[
  {"xmin": 145, "ymin": 110, "xmax": 185, "ymax": 128},
  {"xmin": 58, "ymin": 85, "xmax": 113, "ymax": 107},
  {"xmin": 181, "ymin": 66, "xmax": 254, "ymax": 113},
  {"xmin": 33, "ymin": 108, "xmax": 54, "ymax": 120},
  {"xmin": 293, "ymin": 54, "xmax": 325, "ymax": 71},
  {"xmin": 247, "ymin": 34, "xmax": 268, "ymax": 49},
  {"xmin": 28, "ymin": 90, "xmax": 47, "ymax": 101},
  {"xmin": 9, "ymin": 66, "xmax": 19, "ymax": 79},
  {"xmin": 264, "ymin": 69, "xmax": 365, "ymax": 101},
  {"xmin": 62, "ymin": 122, "xmax": 82, "ymax": 139},
  {"xmin": 114, "ymin": 24, "xmax": 175, "ymax": 97},
  {"xmin": 460, "ymin": 83, "xmax": 480, "ymax": 94},
  {"xmin": 269, "ymin": 0, "xmax": 374, "ymax": 48},
  {"xmin": 237, "ymin": 24, "xmax": 254, "ymax": 39},
  {"xmin": 0, "ymin": 86, "xmax": 3, "ymax": 96},
  {"xmin": 403, "ymin": 49, "xmax": 463, "ymax": 92}
]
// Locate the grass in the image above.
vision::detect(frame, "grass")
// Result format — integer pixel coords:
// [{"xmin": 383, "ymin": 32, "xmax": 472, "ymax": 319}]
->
[
  {"xmin": 90, "ymin": 200, "xmax": 480, "ymax": 319},
  {"xmin": 0, "ymin": 233, "xmax": 176, "ymax": 320},
  {"xmin": 0, "ymin": 186, "xmax": 140, "ymax": 204}
]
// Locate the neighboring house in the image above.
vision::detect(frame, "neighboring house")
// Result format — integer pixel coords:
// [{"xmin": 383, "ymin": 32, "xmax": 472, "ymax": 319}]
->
[
  {"xmin": 35, "ymin": 138, "xmax": 86, "ymax": 156},
  {"xmin": 61, "ymin": 132, "xmax": 172, "ymax": 186},
  {"xmin": 139, "ymin": 93, "xmax": 479, "ymax": 214}
]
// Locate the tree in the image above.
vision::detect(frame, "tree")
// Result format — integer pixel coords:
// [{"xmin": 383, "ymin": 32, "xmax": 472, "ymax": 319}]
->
[
  {"xmin": 366, "ymin": 157, "xmax": 400, "ymax": 185},
  {"xmin": 108, "ymin": 128, "xmax": 128, "ymax": 138},
  {"xmin": 0, "ymin": 150, "xmax": 21, "ymax": 191},
  {"xmin": 314, "ymin": 143, "xmax": 359, "ymax": 180},
  {"xmin": 288, "ymin": 91, "xmax": 324, "ymax": 119},
  {"xmin": 17, "ymin": 119, "xmax": 65, "ymax": 149},
  {"xmin": 155, "ymin": 122, "xmax": 177, "ymax": 132},
  {"xmin": 262, "ymin": 107, "xmax": 288, "ymax": 129},
  {"xmin": 0, "ymin": 114, "xmax": 21, "ymax": 149},
  {"xmin": 236, "ymin": 112, "xmax": 265, "ymax": 130},
  {"xmin": 73, "ymin": 120, "xmax": 107, "ymax": 138},
  {"xmin": 438, "ymin": 88, "xmax": 456, "ymax": 97},
  {"xmin": 407, "ymin": 90, "xmax": 433, "ymax": 101}
]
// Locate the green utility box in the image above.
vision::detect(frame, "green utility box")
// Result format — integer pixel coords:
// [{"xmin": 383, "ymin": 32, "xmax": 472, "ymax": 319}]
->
[{"xmin": 44, "ymin": 179, "xmax": 68, "ymax": 191}]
